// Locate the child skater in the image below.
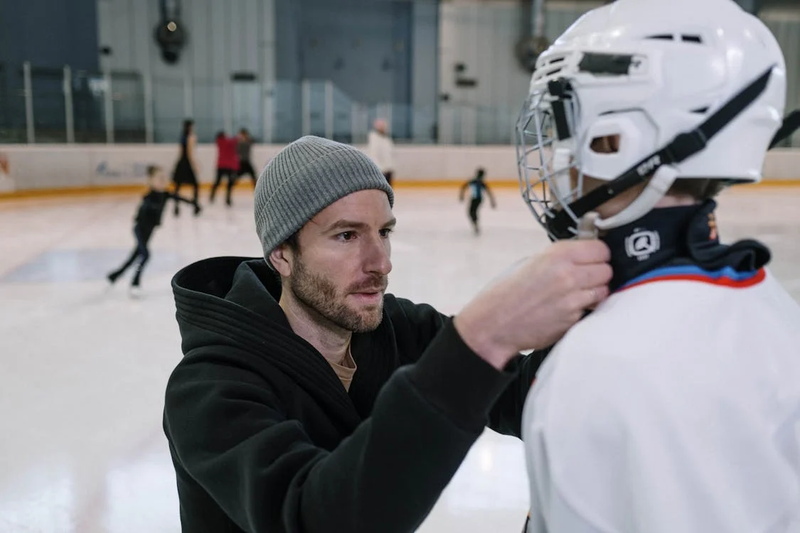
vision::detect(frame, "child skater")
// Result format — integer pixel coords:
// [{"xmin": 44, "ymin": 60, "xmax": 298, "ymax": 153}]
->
[
  {"xmin": 459, "ymin": 167, "xmax": 496, "ymax": 235},
  {"xmin": 107, "ymin": 164, "xmax": 199, "ymax": 297}
]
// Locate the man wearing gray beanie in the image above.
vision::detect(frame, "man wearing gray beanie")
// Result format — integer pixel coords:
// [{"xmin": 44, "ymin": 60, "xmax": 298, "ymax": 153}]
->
[{"xmin": 164, "ymin": 136, "xmax": 612, "ymax": 533}]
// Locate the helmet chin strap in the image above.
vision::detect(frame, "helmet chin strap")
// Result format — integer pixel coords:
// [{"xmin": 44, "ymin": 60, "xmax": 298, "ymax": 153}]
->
[{"xmin": 594, "ymin": 165, "xmax": 679, "ymax": 231}]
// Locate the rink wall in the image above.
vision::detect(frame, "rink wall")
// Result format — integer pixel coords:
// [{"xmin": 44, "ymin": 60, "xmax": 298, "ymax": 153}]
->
[{"xmin": 1, "ymin": 144, "xmax": 800, "ymax": 195}]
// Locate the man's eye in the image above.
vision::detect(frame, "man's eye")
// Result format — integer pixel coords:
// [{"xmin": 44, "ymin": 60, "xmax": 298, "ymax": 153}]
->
[
  {"xmin": 379, "ymin": 228, "xmax": 394, "ymax": 238},
  {"xmin": 338, "ymin": 232, "xmax": 355, "ymax": 241}
]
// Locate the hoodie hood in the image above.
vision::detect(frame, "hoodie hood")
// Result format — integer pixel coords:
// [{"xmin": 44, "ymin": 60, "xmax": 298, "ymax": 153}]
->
[
  {"xmin": 171, "ymin": 256, "xmax": 372, "ymax": 426},
  {"xmin": 172, "ymin": 255, "xmax": 399, "ymax": 361},
  {"xmin": 172, "ymin": 256, "xmax": 292, "ymax": 355}
]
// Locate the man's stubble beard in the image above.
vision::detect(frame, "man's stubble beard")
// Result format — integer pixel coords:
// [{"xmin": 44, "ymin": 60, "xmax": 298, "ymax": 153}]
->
[{"xmin": 290, "ymin": 256, "xmax": 386, "ymax": 333}]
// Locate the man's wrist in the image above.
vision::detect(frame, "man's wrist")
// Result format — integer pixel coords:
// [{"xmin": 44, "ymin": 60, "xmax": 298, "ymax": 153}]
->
[{"xmin": 453, "ymin": 313, "xmax": 515, "ymax": 370}]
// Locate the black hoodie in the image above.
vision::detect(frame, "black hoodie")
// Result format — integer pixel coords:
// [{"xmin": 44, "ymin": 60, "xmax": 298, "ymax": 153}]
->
[{"xmin": 163, "ymin": 257, "xmax": 546, "ymax": 533}]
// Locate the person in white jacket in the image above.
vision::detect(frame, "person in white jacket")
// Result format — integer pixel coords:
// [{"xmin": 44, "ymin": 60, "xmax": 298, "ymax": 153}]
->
[
  {"xmin": 366, "ymin": 118, "xmax": 395, "ymax": 186},
  {"xmin": 515, "ymin": 0, "xmax": 800, "ymax": 531}
]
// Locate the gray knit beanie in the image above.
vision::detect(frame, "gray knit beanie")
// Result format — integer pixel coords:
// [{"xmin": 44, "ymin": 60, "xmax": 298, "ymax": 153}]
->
[{"xmin": 255, "ymin": 135, "xmax": 395, "ymax": 263}]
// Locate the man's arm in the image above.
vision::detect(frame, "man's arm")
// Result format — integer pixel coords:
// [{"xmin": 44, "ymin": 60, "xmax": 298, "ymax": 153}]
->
[
  {"xmin": 165, "ymin": 322, "xmax": 515, "ymax": 533},
  {"xmin": 391, "ymin": 241, "xmax": 613, "ymax": 439},
  {"xmin": 389, "ymin": 298, "xmax": 555, "ymax": 438},
  {"xmin": 488, "ymin": 347, "xmax": 552, "ymax": 436}
]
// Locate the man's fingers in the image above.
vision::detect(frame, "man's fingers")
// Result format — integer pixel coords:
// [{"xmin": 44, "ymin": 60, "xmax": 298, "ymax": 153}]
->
[
  {"xmin": 578, "ymin": 263, "xmax": 614, "ymax": 290},
  {"xmin": 582, "ymin": 285, "xmax": 610, "ymax": 308},
  {"xmin": 558, "ymin": 239, "xmax": 611, "ymax": 264}
]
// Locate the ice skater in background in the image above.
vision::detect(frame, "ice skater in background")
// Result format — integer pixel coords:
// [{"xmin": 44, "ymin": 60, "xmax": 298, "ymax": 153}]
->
[
  {"xmin": 210, "ymin": 131, "xmax": 240, "ymax": 207},
  {"xmin": 366, "ymin": 118, "xmax": 395, "ymax": 186},
  {"xmin": 172, "ymin": 119, "xmax": 202, "ymax": 217},
  {"xmin": 107, "ymin": 165, "xmax": 199, "ymax": 297},
  {"xmin": 459, "ymin": 167, "xmax": 496, "ymax": 235},
  {"xmin": 236, "ymin": 128, "xmax": 258, "ymax": 187}
]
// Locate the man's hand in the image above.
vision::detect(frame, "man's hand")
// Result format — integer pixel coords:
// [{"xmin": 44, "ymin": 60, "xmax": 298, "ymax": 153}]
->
[{"xmin": 454, "ymin": 240, "xmax": 612, "ymax": 370}]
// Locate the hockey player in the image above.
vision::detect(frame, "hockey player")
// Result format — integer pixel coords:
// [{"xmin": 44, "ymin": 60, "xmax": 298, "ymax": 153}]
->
[{"xmin": 516, "ymin": 0, "xmax": 800, "ymax": 531}]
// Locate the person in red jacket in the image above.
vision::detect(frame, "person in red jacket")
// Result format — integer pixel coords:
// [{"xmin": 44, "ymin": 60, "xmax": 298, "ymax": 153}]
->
[{"xmin": 210, "ymin": 131, "xmax": 240, "ymax": 207}]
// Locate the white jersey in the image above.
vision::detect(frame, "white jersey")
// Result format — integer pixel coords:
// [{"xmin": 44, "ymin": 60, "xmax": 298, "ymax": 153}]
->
[
  {"xmin": 366, "ymin": 130, "xmax": 394, "ymax": 173},
  {"xmin": 522, "ymin": 265, "xmax": 800, "ymax": 533}
]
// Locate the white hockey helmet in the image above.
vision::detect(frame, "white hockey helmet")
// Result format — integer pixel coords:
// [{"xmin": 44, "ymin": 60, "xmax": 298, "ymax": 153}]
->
[{"xmin": 516, "ymin": 0, "xmax": 788, "ymax": 240}]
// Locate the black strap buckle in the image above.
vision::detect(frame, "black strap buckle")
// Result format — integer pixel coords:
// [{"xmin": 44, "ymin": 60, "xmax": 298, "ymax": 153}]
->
[{"xmin": 663, "ymin": 129, "xmax": 708, "ymax": 164}]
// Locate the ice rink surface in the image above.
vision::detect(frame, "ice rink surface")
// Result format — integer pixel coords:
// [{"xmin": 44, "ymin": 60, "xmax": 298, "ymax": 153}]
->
[{"xmin": 1, "ymin": 185, "xmax": 799, "ymax": 532}]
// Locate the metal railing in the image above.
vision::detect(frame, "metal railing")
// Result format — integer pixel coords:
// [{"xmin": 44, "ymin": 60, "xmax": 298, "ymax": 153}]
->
[
  {"xmin": 0, "ymin": 62, "xmax": 527, "ymax": 146},
  {"xmin": 3, "ymin": 61, "xmax": 797, "ymax": 147}
]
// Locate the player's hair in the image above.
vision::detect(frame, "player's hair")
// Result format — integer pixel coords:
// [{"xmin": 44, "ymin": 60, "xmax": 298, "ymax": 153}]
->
[
  {"xmin": 668, "ymin": 179, "xmax": 728, "ymax": 201},
  {"xmin": 146, "ymin": 165, "xmax": 161, "ymax": 178}
]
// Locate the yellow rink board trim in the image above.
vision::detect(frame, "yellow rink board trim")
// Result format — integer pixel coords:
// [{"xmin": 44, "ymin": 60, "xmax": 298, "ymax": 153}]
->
[
  {"xmin": 1, "ymin": 179, "xmax": 800, "ymax": 200},
  {"xmin": 400, "ymin": 179, "xmax": 800, "ymax": 189}
]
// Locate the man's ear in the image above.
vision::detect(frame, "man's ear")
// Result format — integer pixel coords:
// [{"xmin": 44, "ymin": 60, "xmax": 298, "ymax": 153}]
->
[{"xmin": 269, "ymin": 245, "xmax": 293, "ymax": 277}]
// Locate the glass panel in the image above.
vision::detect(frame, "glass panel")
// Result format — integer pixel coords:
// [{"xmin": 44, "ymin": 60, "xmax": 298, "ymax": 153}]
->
[
  {"xmin": 152, "ymin": 76, "xmax": 185, "ymax": 144},
  {"xmin": 71, "ymin": 70, "xmax": 107, "ymax": 144},
  {"xmin": 31, "ymin": 67, "xmax": 67, "ymax": 143},
  {"xmin": 0, "ymin": 63, "xmax": 26, "ymax": 143},
  {"xmin": 231, "ymin": 79, "xmax": 263, "ymax": 141},
  {"xmin": 110, "ymin": 71, "xmax": 145, "ymax": 143}
]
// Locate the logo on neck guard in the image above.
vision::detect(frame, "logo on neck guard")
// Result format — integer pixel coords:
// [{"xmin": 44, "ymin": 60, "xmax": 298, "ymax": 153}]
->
[{"xmin": 625, "ymin": 229, "xmax": 660, "ymax": 261}]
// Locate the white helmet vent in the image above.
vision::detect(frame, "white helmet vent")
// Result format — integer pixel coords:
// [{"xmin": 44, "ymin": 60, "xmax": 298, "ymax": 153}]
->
[
  {"xmin": 645, "ymin": 34, "xmax": 704, "ymax": 44},
  {"xmin": 536, "ymin": 53, "xmax": 570, "ymax": 81}
]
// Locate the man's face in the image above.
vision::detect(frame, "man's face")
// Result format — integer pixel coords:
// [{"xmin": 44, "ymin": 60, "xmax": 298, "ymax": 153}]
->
[{"xmin": 285, "ymin": 190, "xmax": 395, "ymax": 333}]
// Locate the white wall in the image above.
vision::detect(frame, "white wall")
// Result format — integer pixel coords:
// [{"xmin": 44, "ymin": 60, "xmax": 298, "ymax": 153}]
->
[
  {"xmin": 438, "ymin": 1, "xmax": 530, "ymax": 145},
  {"xmin": 437, "ymin": 1, "xmax": 604, "ymax": 145},
  {"xmin": 96, "ymin": 0, "xmax": 277, "ymax": 142},
  {"xmin": 435, "ymin": 1, "xmax": 800, "ymax": 148},
  {"xmin": 1, "ymin": 144, "xmax": 799, "ymax": 192},
  {"xmin": 411, "ymin": 1, "xmax": 440, "ymax": 143}
]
